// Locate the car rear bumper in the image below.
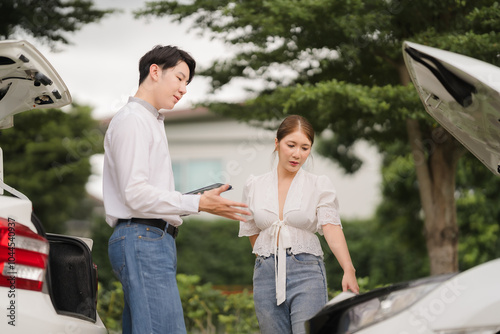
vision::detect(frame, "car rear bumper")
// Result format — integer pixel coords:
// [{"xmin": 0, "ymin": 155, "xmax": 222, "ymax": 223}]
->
[{"xmin": 0, "ymin": 287, "xmax": 107, "ymax": 333}]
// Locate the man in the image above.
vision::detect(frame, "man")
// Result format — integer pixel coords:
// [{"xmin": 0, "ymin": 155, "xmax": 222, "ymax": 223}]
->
[{"xmin": 103, "ymin": 45, "xmax": 250, "ymax": 334}]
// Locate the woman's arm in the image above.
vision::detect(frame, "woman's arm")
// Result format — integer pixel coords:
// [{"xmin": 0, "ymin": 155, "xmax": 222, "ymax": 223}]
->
[{"xmin": 322, "ymin": 224, "xmax": 359, "ymax": 294}]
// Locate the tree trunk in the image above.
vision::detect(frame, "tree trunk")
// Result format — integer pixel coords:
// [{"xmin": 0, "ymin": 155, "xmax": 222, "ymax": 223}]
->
[
  {"xmin": 399, "ymin": 61, "xmax": 465, "ymax": 275},
  {"xmin": 406, "ymin": 119, "xmax": 465, "ymax": 274}
]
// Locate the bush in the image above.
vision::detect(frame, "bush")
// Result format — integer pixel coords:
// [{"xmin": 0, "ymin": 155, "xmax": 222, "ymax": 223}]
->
[
  {"xmin": 97, "ymin": 275, "xmax": 259, "ymax": 334},
  {"xmin": 97, "ymin": 281, "xmax": 124, "ymax": 334},
  {"xmin": 176, "ymin": 217, "xmax": 255, "ymax": 285}
]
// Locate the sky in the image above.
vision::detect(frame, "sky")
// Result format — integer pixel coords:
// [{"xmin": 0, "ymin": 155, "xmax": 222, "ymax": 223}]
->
[{"xmin": 19, "ymin": 0, "xmax": 381, "ymax": 219}]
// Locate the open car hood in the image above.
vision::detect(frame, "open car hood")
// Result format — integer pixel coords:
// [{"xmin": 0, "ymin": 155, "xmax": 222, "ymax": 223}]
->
[
  {"xmin": 403, "ymin": 41, "xmax": 500, "ymax": 175},
  {"xmin": 0, "ymin": 40, "xmax": 71, "ymax": 129}
]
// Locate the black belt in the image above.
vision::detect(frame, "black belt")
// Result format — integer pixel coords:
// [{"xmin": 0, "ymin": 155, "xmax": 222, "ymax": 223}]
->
[{"xmin": 117, "ymin": 218, "xmax": 178, "ymax": 239}]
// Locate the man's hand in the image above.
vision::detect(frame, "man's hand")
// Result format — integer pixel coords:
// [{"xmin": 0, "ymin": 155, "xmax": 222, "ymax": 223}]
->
[{"xmin": 198, "ymin": 184, "xmax": 251, "ymax": 221}]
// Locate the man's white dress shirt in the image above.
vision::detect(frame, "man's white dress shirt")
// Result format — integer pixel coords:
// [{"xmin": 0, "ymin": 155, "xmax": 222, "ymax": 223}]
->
[
  {"xmin": 238, "ymin": 167, "xmax": 342, "ymax": 305},
  {"xmin": 103, "ymin": 97, "xmax": 200, "ymax": 228}
]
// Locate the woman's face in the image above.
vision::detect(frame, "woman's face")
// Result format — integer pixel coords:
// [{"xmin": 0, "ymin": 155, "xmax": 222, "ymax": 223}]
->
[{"xmin": 275, "ymin": 129, "xmax": 312, "ymax": 175}]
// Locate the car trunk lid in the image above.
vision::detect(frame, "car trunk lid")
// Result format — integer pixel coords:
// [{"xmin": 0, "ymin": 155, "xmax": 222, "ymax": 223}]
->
[
  {"xmin": 0, "ymin": 39, "xmax": 71, "ymax": 129},
  {"xmin": 403, "ymin": 41, "xmax": 500, "ymax": 175}
]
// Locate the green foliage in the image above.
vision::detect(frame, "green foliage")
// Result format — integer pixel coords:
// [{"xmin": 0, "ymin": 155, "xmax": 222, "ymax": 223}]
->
[
  {"xmin": 176, "ymin": 217, "xmax": 255, "ymax": 285},
  {"xmin": 97, "ymin": 275, "xmax": 259, "ymax": 334},
  {"xmin": 455, "ymin": 153, "xmax": 500, "ymax": 269},
  {"xmin": 178, "ymin": 274, "xmax": 225, "ymax": 333},
  {"xmin": 0, "ymin": 0, "xmax": 114, "ymax": 46},
  {"xmin": 218, "ymin": 289, "xmax": 260, "ymax": 334},
  {"xmin": 97, "ymin": 281, "xmax": 124, "ymax": 334},
  {"xmin": 1, "ymin": 105, "xmax": 104, "ymax": 233}
]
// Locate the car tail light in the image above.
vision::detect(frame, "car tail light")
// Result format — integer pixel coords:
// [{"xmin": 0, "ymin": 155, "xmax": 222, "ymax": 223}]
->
[{"xmin": 0, "ymin": 217, "xmax": 49, "ymax": 291}]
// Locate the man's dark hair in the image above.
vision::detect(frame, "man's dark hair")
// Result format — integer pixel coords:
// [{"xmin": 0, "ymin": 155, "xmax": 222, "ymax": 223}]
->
[{"xmin": 138, "ymin": 45, "xmax": 196, "ymax": 85}]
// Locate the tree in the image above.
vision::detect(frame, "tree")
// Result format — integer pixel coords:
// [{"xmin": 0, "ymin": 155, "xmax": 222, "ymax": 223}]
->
[
  {"xmin": 136, "ymin": 0, "xmax": 500, "ymax": 274},
  {"xmin": 363, "ymin": 139, "xmax": 500, "ymax": 279},
  {"xmin": 1, "ymin": 105, "xmax": 104, "ymax": 233},
  {"xmin": 455, "ymin": 153, "xmax": 500, "ymax": 270},
  {"xmin": 0, "ymin": 0, "xmax": 113, "ymax": 46}
]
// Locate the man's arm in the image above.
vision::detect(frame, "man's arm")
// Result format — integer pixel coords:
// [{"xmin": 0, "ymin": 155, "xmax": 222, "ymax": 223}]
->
[{"xmin": 198, "ymin": 184, "xmax": 251, "ymax": 221}]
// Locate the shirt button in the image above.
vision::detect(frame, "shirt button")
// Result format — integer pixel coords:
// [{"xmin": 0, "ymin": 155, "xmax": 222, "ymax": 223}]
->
[
  {"xmin": 146, "ymin": 228, "xmax": 150, "ymax": 231},
  {"xmin": 138, "ymin": 236, "xmax": 142, "ymax": 239}
]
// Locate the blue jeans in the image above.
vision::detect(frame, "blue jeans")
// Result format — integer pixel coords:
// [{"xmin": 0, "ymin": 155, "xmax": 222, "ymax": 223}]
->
[
  {"xmin": 253, "ymin": 250, "xmax": 328, "ymax": 334},
  {"xmin": 108, "ymin": 220, "xmax": 186, "ymax": 334}
]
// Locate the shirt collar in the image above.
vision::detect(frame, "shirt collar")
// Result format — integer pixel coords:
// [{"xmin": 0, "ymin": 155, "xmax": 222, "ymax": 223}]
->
[{"xmin": 128, "ymin": 96, "xmax": 164, "ymax": 121}]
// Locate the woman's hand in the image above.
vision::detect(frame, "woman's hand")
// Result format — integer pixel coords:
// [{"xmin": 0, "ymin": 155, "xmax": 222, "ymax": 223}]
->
[{"xmin": 342, "ymin": 269, "xmax": 359, "ymax": 294}]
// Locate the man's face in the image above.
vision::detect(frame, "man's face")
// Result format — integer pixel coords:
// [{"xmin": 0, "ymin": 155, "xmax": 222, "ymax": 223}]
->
[{"xmin": 153, "ymin": 61, "xmax": 190, "ymax": 110}]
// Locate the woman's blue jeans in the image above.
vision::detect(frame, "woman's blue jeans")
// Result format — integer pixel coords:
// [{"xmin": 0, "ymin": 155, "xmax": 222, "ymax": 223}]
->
[
  {"xmin": 253, "ymin": 250, "xmax": 328, "ymax": 334},
  {"xmin": 108, "ymin": 220, "xmax": 186, "ymax": 334}
]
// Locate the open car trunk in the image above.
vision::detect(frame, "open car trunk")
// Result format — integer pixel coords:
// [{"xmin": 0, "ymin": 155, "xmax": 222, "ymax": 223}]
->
[
  {"xmin": 31, "ymin": 213, "xmax": 98, "ymax": 322},
  {"xmin": 46, "ymin": 234, "xmax": 98, "ymax": 322}
]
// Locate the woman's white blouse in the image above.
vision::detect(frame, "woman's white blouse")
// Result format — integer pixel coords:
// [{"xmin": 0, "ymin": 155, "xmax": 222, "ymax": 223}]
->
[
  {"xmin": 239, "ymin": 168, "xmax": 342, "ymax": 305},
  {"xmin": 239, "ymin": 167, "xmax": 342, "ymax": 256}
]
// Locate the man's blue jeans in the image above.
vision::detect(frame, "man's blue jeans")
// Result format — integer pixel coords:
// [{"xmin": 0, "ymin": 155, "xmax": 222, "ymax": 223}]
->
[
  {"xmin": 253, "ymin": 250, "xmax": 328, "ymax": 334},
  {"xmin": 108, "ymin": 220, "xmax": 186, "ymax": 334}
]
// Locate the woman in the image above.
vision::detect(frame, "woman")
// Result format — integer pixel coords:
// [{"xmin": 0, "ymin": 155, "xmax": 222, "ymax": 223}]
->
[{"xmin": 239, "ymin": 115, "xmax": 359, "ymax": 334}]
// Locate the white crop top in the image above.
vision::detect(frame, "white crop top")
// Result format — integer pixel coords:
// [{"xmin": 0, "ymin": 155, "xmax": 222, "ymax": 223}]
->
[{"xmin": 238, "ymin": 167, "xmax": 342, "ymax": 257}]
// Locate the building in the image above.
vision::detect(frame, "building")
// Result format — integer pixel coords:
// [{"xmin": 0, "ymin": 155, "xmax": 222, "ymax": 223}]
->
[{"xmin": 162, "ymin": 108, "xmax": 381, "ymax": 220}]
